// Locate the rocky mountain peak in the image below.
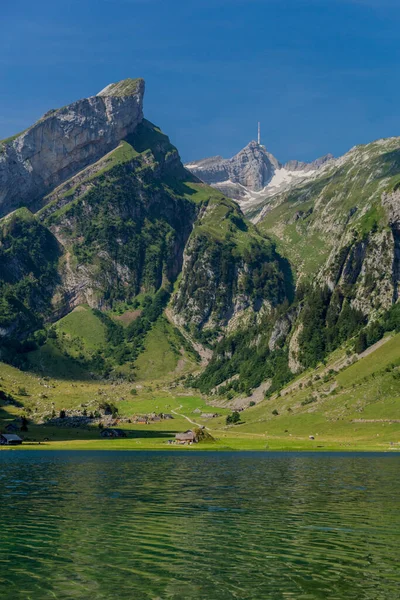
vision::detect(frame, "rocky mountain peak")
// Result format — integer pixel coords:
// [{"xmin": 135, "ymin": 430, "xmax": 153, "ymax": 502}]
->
[
  {"xmin": 185, "ymin": 141, "xmax": 281, "ymax": 200},
  {"xmin": 226, "ymin": 141, "xmax": 281, "ymax": 190},
  {"xmin": 186, "ymin": 142, "xmax": 334, "ymax": 206},
  {"xmin": 0, "ymin": 78, "xmax": 145, "ymax": 217}
]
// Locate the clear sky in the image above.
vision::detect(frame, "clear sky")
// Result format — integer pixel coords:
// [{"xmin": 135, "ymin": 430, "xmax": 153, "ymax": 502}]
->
[{"xmin": 1, "ymin": 0, "xmax": 399, "ymax": 163}]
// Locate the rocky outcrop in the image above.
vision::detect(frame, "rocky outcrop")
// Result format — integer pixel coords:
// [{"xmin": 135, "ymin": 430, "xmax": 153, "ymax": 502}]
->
[
  {"xmin": 0, "ymin": 78, "xmax": 144, "ymax": 217},
  {"xmin": 318, "ymin": 191, "xmax": 400, "ymax": 318},
  {"xmin": 268, "ymin": 307, "xmax": 299, "ymax": 351},
  {"xmin": 288, "ymin": 323, "xmax": 303, "ymax": 374},
  {"xmin": 172, "ymin": 236, "xmax": 253, "ymax": 330},
  {"xmin": 284, "ymin": 154, "xmax": 334, "ymax": 172}
]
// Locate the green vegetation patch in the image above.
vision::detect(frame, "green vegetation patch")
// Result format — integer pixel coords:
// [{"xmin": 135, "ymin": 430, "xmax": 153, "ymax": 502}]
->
[
  {"xmin": 0, "ymin": 208, "xmax": 61, "ymax": 345},
  {"xmin": 54, "ymin": 306, "xmax": 108, "ymax": 350}
]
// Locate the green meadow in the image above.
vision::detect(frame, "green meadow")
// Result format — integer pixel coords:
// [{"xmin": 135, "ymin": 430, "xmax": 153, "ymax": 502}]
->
[{"xmin": 1, "ymin": 326, "xmax": 400, "ymax": 452}]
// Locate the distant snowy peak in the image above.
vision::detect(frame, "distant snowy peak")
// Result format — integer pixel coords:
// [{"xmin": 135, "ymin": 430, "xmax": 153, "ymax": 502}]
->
[
  {"xmin": 185, "ymin": 144, "xmax": 334, "ymax": 206},
  {"xmin": 186, "ymin": 141, "xmax": 280, "ymax": 192}
]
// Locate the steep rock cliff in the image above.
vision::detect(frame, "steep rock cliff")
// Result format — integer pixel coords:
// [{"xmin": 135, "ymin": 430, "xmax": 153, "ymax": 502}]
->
[
  {"xmin": 0, "ymin": 78, "xmax": 144, "ymax": 217},
  {"xmin": 187, "ymin": 142, "xmax": 280, "ymax": 191}
]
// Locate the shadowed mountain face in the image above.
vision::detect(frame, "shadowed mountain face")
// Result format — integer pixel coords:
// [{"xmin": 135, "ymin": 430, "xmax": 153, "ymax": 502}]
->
[{"xmin": 186, "ymin": 142, "xmax": 333, "ymax": 205}]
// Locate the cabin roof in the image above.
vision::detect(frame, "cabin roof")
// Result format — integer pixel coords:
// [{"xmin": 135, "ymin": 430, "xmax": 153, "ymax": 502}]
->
[
  {"xmin": 103, "ymin": 427, "xmax": 124, "ymax": 433},
  {"xmin": 1, "ymin": 433, "xmax": 22, "ymax": 442},
  {"xmin": 175, "ymin": 430, "xmax": 196, "ymax": 441},
  {"xmin": 5, "ymin": 423, "xmax": 18, "ymax": 430}
]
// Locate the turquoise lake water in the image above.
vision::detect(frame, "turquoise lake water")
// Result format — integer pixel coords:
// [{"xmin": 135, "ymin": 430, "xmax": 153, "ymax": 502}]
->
[{"xmin": 0, "ymin": 451, "xmax": 399, "ymax": 599}]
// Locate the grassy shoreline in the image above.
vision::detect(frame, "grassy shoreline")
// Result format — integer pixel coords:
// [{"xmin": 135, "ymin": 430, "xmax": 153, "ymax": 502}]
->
[{"xmin": 2, "ymin": 435, "xmax": 399, "ymax": 453}]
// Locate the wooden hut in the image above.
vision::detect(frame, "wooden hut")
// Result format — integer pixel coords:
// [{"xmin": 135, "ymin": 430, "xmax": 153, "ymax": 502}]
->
[
  {"xmin": 100, "ymin": 428, "xmax": 127, "ymax": 438},
  {"xmin": 175, "ymin": 430, "xmax": 197, "ymax": 444},
  {"xmin": 135, "ymin": 416, "xmax": 148, "ymax": 424},
  {"xmin": 0, "ymin": 433, "xmax": 23, "ymax": 445}
]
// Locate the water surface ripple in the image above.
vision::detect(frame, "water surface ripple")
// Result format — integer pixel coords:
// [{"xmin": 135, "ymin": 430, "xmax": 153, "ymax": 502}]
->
[{"xmin": 0, "ymin": 451, "xmax": 399, "ymax": 599}]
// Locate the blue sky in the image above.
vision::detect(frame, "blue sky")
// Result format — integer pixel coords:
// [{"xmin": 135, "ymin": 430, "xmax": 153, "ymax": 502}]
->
[{"xmin": 1, "ymin": 0, "xmax": 399, "ymax": 162}]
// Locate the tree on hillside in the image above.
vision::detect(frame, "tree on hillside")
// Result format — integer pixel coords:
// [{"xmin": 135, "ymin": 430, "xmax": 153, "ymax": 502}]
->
[
  {"xmin": 226, "ymin": 411, "xmax": 241, "ymax": 425},
  {"xmin": 354, "ymin": 331, "xmax": 367, "ymax": 354}
]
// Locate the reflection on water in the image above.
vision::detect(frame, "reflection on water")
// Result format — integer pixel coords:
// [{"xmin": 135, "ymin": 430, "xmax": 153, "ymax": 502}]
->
[{"xmin": 0, "ymin": 451, "xmax": 399, "ymax": 599}]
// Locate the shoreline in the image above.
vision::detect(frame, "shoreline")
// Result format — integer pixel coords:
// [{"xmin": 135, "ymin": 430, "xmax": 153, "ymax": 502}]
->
[{"xmin": 2, "ymin": 440, "xmax": 399, "ymax": 453}]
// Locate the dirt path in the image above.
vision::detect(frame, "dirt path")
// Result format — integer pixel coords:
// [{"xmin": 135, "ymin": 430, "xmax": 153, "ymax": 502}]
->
[
  {"xmin": 171, "ymin": 405, "xmax": 210, "ymax": 430},
  {"xmin": 358, "ymin": 335, "xmax": 392, "ymax": 359}
]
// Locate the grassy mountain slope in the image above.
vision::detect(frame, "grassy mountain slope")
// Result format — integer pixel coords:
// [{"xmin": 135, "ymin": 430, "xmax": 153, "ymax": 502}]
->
[
  {"xmin": 222, "ymin": 331, "xmax": 400, "ymax": 450},
  {"xmin": 251, "ymin": 137, "xmax": 400, "ymax": 282},
  {"xmin": 55, "ymin": 306, "xmax": 108, "ymax": 350},
  {"xmin": 134, "ymin": 316, "xmax": 199, "ymax": 381},
  {"xmin": 0, "ymin": 329, "xmax": 399, "ymax": 451}
]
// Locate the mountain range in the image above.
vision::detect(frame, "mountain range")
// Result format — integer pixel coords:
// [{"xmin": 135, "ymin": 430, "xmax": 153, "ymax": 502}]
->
[{"xmin": 0, "ymin": 78, "xmax": 399, "ymax": 435}]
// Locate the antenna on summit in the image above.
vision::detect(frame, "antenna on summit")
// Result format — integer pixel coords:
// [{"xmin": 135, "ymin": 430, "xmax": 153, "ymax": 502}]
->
[{"xmin": 257, "ymin": 122, "xmax": 261, "ymax": 146}]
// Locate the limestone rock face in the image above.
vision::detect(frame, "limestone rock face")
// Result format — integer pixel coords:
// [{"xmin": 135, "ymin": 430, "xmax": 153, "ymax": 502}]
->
[
  {"xmin": 186, "ymin": 141, "xmax": 281, "ymax": 193},
  {"xmin": 268, "ymin": 307, "xmax": 299, "ymax": 351},
  {"xmin": 0, "ymin": 78, "xmax": 144, "ymax": 217}
]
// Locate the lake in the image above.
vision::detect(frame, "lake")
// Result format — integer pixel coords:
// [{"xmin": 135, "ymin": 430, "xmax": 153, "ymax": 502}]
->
[{"xmin": 0, "ymin": 451, "xmax": 399, "ymax": 599}]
